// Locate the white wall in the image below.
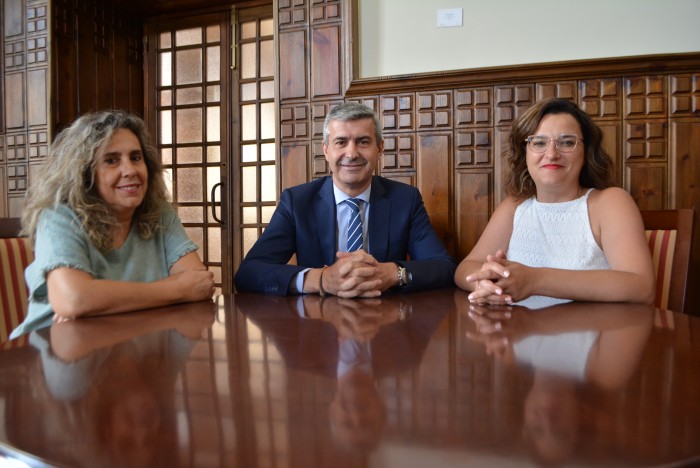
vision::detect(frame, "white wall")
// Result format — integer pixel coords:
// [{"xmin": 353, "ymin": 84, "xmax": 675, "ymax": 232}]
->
[{"xmin": 358, "ymin": 0, "xmax": 700, "ymax": 78}]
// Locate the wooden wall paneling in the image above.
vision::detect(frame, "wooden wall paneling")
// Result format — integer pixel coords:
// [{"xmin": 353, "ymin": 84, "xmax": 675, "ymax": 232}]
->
[
  {"xmin": 280, "ymin": 143, "xmax": 309, "ymax": 191},
  {"xmin": 579, "ymin": 78, "xmax": 622, "ymax": 120},
  {"xmin": 455, "ymin": 170, "xmax": 492, "ymax": 260},
  {"xmin": 278, "ymin": 29, "xmax": 308, "ymax": 100},
  {"xmin": 536, "ymin": 80, "xmax": 577, "ymax": 102},
  {"xmin": 417, "ymin": 132, "xmax": 452, "ymax": 253},
  {"xmin": 493, "ymin": 126, "xmax": 509, "ymax": 207},
  {"xmin": 670, "ymin": 118, "xmax": 700, "ymax": 315},
  {"xmin": 1, "ymin": 0, "xmax": 48, "ymax": 216},
  {"xmin": 494, "ymin": 85, "xmax": 534, "ymax": 127},
  {"xmin": 455, "ymin": 87, "xmax": 492, "ymax": 127},
  {"xmin": 624, "ymin": 118, "xmax": 668, "ymax": 205},
  {"xmin": 4, "ymin": 72, "xmax": 24, "ymax": 130},
  {"xmin": 381, "ymin": 133, "xmax": 415, "ymax": 175},
  {"xmin": 624, "ymin": 75, "xmax": 667, "ymax": 119},
  {"xmin": 76, "ymin": 6, "xmax": 96, "ymax": 113},
  {"xmin": 310, "ymin": 24, "xmax": 341, "ymax": 99},
  {"xmin": 417, "ymin": 90, "xmax": 452, "ymax": 131},
  {"xmin": 0, "ymin": 165, "xmax": 5, "ymax": 215},
  {"xmin": 596, "ymin": 121, "xmax": 623, "ymax": 187},
  {"xmin": 52, "ymin": 0, "xmax": 78, "ymax": 130},
  {"xmin": 669, "ymin": 74, "xmax": 700, "ymax": 116},
  {"xmin": 626, "ymin": 162, "xmax": 667, "ymax": 210},
  {"xmin": 380, "ymin": 93, "xmax": 415, "ymax": 133}
]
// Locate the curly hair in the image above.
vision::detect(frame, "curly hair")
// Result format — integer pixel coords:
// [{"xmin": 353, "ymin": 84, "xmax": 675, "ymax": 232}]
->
[
  {"xmin": 21, "ymin": 110, "xmax": 170, "ymax": 251},
  {"xmin": 503, "ymin": 98, "xmax": 615, "ymax": 199}
]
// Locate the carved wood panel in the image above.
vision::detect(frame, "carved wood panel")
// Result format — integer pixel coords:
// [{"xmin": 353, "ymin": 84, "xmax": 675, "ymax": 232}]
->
[{"xmin": 1, "ymin": 0, "xmax": 49, "ymax": 216}]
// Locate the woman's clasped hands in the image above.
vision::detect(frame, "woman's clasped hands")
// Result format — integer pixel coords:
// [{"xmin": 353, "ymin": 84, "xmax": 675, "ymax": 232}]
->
[{"xmin": 465, "ymin": 250, "xmax": 534, "ymax": 305}]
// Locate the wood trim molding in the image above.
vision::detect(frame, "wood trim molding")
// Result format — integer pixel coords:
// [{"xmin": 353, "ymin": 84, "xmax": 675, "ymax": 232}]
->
[{"xmin": 344, "ymin": 52, "xmax": 700, "ymax": 97}]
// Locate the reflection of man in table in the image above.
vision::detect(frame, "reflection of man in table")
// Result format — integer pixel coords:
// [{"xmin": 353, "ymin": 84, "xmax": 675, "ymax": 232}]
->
[{"xmin": 238, "ymin": 292, "xmax": 450, "ymax": 452}]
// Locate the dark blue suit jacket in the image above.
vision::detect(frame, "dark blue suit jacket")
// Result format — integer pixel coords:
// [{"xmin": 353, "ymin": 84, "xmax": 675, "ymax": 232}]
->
[{"xmin": 234, "ymin": 176, "xmax": 456, "ymax": 295}]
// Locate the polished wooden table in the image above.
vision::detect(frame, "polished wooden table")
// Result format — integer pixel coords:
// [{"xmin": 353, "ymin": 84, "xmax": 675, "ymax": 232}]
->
[{"xmin": 1, "ymin": 289, "xmax": 699, "ymax": 467}]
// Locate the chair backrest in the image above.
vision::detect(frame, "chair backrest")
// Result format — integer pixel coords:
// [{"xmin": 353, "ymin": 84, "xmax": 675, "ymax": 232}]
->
[
  {"xmin": 0, "ymin": 218, "xmax": 33, "ymax": 343},
  {"xmin": 640, "ymin": 209, "xmax": 695, "ymax": 313}
]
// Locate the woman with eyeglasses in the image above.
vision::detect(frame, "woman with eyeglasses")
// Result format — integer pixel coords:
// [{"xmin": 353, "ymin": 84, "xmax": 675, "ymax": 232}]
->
[{"xmin": 454, "ymin": 98, "xmax": 655, "ymax": 305}]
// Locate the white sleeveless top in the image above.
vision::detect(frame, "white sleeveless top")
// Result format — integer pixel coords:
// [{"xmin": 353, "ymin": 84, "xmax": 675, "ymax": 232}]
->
[{"xmin": 507, "ymin": 188, "xmax": 610, "ymax": 271}]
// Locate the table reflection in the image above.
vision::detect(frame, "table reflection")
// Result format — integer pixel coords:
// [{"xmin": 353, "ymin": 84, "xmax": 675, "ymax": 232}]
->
[
  {"xmin": 237, "ymin": 293, "xmax": 449, "ymax": 455},
  {"xmin": 461, "ymin": 298, "xmax": 653, "ymax": 465},
  {"xmin": 1, "ymin": 290, "xmax": 699, "ymax": 467}
]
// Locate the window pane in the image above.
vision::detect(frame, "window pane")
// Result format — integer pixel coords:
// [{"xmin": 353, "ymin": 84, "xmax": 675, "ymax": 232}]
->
[
  {"xmin": 207, "ymin": 145, "xmax": 220, "ymax": 163},
  {"xmin": 207, "ymin": 167, "xmax": 220, "ymax": 202},
  {"xmin": 178, "ymin": 168, "xmax": 203, "ymax": 202},
  {"xmin": 207, "ymin": 85, "xmax": 220, "ymax": 102},
  {"xmin": 241, "ymin": 104, "xmax": 257, "ymax": 140},
  {"xmin": 206, "ymin": 25, "xmax": 220, "ymax": 43},
  {"xmin": 242, "ymin": 144, "xmax": 257, "ymax": 163},
  {"xmin": 261, "ymin": 206, "xmax": 275, "ymax": 224},
  {"xmin": 178, "ymin": 206, "xmax": 204, "ymax": 223},
  {"xmin": 175, "ymin": 27, "xmax": 202, "ymax": 47},
  {"xmin": 260, "ymin": 102, "xmax": 274, "ymax": 139},
  {"xmin": 207, "ymin": 106, "xmax": 220, "ymax": 142},
  {"xmin": 160, "ymin": 110, "xmax": 172, "ymax": 145},
  {"xmin": 176, "ymin": 87, "xmax": 202, "ymax": 105},
  {"xmin": 176, "ymin": 108, "xmax": 202, "ymax": 143},
  {"xmin": 242, "ymin": 166, "xmax": 257, "ymax": 203},
  {"xmin": 161, "ymin": 148, "xmax": 172, "ymax": 165},
  {"xmin": 243, "ymin": 228, "xmax": 258, "ymax": 256},
  {"xmin": 241, "ymin": 82, "xmax": 256, "ymax": 101},
  {"xmin": 164, "ymin": 168, "xmax": 173, "ymax": 197},
  {"xmin": 160, "ymin": 89, "xmax": 172, "ymax": 106},
  {"xmin": 159, "ymin": 32, "xmax": 171, "ymax": 49},
  {"xmin": 260, "ymin": 80, "xmax": 274, "ymax": 100},
  {"xmin": 241, "ymin": 43, "xmax": 256, "ymax": 79},
  {"xmin": 260, "ymin": 19, "xmax": 273, "ymax": 37},
  {"xmin": 159, "ymin": 52, "xmax": 172, "ymax": 86},
  {"xmin": 176, "ymin": 49, "xmax": 203, "ymax": 85},
  {"xmin": 241, "ymin": 21, "xmax": 256, "ymax": 40},
  {"xmin": 260, "ymin": 165, "xmax": 276, "ymax": 202},
  {"xmin": 243, "ymin": 207, "xmax": 257, "ymax": 224},
  {"xmin": 207, "ymin": 46, "xmax": 220, "ymax": 81},
  {"xmin": 260, "ymin": 40, "xmax": 273, "ymax": 77},
  {"xmin": 208, "ymin": 227, "xmax": 221, "ymax": 262},
  {"xmin": 177, "ymin": 147, "xmax": 202, "ymax": 164},
  {"xmin": 185, "ymin": 227, "xmax": 204, "ymax": 251},
  {"xmin": 261, "ymin": 143, "xmax": 275, "ymax": 161}
]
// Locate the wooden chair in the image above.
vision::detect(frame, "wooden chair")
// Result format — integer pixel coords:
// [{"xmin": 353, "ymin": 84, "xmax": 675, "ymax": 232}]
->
[
  {"xmin": 0, "ymin": 218, "xmax": 33, "ymax": 344},
  {"xmin": 640, "ymin": 209, "xmax": 695, "ymax": 313}
]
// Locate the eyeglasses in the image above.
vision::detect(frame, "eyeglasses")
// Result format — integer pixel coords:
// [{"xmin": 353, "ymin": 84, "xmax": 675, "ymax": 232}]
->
[{"xmin": 524, "ymin": 134, "xmax": 583, "ymax": 153}]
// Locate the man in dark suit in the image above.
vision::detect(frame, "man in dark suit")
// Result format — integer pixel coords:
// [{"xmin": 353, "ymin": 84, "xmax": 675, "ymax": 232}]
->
[{"xmin": 234, "ymin": 102, "xmax": 456, "ymax": 297}]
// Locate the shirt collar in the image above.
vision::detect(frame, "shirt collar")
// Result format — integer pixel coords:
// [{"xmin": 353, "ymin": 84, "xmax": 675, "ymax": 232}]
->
[{"xmin": 332, "ymin": 183, "xmax": 371, "ymax": 205}]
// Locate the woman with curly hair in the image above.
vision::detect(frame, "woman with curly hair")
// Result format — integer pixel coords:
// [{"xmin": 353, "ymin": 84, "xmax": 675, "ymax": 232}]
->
[
  {"xmin": 454, "ymin": 98, "xmax": 654, "ymax": 306},
  {"xmin": 11, "ymin": 110, "xmax": 215, "ymax": 338}
]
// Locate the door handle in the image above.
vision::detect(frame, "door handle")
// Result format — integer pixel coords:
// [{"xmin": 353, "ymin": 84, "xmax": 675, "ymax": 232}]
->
[{"xmin": 211, "ymin": 182, "xmax": 224, "ymax": 225}]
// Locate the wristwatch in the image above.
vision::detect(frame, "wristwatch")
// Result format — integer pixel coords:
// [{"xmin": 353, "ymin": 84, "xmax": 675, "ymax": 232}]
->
[{"xmin": 396, "ymin": 264, "xmax": 412, "ymax": 287}]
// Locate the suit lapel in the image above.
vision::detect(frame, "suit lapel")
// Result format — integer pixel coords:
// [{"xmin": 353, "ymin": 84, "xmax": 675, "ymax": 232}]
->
[
  {"xmin": 368, "ymin": 177, "xmax": 390, "ymax": 260},
  {"xmin": 315, "ymin": 177, "xmax": 338, "ymax": 265}
]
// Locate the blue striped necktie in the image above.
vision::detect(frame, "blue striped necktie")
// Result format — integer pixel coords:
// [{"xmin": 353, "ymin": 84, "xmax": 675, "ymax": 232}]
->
[{"xmin": 345, "ymin": 198, "xmax": 363, "ymax": 252}]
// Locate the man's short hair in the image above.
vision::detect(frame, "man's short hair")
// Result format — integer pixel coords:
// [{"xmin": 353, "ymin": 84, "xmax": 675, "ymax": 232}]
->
[{"xmin": 322, "ymin": 102, "xmax": 382, "ymax": 145}]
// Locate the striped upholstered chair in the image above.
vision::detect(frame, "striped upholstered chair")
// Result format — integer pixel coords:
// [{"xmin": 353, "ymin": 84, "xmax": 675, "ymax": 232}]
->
[
  {"xmin": 0, "ymin": 218, "xmax": 33, "ymax": 344},
  {"xmin": 640, "ymin": 209, "xmax": 694, "ymax": 314}
]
